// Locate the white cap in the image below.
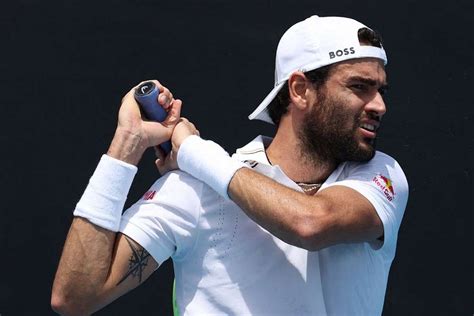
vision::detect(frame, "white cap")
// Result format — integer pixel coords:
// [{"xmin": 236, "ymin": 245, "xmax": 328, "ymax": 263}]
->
[{"xmin": 248, "ymin": 15, "xmax": 388, "ymax": 124}]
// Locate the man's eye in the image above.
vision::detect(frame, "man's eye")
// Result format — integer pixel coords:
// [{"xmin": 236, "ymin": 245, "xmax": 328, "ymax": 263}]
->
[{"xmin": 351, "ymin": 84, "xmax": 367, "ymax": 91}]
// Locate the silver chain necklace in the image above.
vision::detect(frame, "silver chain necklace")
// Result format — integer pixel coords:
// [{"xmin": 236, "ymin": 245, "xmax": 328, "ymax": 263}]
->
[{"xmin": 297, "ymin": 182, "xmax": 322, "ymax": 193}]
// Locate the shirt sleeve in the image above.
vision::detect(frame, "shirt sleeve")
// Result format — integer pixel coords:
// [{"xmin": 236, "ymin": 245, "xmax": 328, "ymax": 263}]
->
[
  {"xmin": 323, "ymin": 152, "xmax": 409, "ymax": 256},
  {"xmin": 118, "ymin": 170, "xmax": 203, "ymax": 265}
]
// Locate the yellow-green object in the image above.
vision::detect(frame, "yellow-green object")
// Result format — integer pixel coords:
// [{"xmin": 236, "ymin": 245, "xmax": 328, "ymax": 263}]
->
[{"xmin": 172, "ymin": 278, "xmax": 180, "ymax": 316}]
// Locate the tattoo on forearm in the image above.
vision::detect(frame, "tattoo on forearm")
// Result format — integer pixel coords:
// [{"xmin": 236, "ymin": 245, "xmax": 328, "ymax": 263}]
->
[{"xmin": 116, "ymin": 236, "xmax": 151, "ymax": 286}]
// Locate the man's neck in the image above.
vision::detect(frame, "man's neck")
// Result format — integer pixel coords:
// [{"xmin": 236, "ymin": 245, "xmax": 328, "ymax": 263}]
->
[{"xmin": 266, "ymin": 129, "xmax": 337, "ymax": 184}]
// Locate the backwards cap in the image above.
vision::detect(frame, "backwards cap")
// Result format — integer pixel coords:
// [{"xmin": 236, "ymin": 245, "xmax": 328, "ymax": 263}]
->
[{"xmin": 248, "ymin": 15, "xmax": 388, "ymax": 124}]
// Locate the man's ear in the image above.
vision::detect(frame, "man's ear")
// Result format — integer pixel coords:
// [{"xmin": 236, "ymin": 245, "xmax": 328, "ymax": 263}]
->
[{"xmin": 288, "ymin": 71, "xmax": 312, "ymax": 111}]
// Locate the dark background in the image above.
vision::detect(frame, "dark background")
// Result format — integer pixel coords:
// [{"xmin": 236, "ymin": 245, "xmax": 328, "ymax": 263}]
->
[{"xmin": 1, "ymin": 0, "xmax": 472, "ymax": 315}]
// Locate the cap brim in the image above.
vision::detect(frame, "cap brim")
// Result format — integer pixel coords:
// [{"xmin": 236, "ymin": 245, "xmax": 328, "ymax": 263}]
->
[{"xmin": 248, "ymin": 82, "xmax": 285, "ymax": 124}]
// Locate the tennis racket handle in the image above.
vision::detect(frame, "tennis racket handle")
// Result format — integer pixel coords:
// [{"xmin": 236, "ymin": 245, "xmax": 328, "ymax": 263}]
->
[{"xmin": 134, "ymin": 81, "xmax": 172, "ymax": 154}]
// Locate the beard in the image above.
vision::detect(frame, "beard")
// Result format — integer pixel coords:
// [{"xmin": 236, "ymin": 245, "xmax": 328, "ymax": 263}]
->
[{"xmin": 298, "ymin": 91, "xmax": 376, "ymax": 165}]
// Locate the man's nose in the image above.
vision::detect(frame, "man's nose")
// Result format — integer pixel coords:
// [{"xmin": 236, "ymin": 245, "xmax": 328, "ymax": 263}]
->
[{"xmin": 366, "ymin": 92, "xmax": 386, "ymax": 117}]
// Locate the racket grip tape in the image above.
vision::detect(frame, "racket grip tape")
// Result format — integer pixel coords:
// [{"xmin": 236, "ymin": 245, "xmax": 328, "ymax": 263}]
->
[{"xmin": 134, "ymin": 81, "xmax": 172, "ymax": 154}]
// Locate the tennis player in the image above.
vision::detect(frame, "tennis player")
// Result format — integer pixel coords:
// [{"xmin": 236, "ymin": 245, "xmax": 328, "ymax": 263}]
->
[{"xmin": 52, "ymin": 15, "xmax": 408, "ymax": 315}]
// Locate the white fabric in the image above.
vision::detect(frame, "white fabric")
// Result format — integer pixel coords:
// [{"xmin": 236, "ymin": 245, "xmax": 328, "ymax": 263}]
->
[
  {"xmin": 74, "ymin": 154, "xmax": 137, "ymax": 232},
  {"xmin": 177, "ymin": 135, "xmax": 248, "ymax": 200},
  {"xmin": 249, "ymin": 15, "xmax": 388, "ymax": 124},
  {"xmin": 317, "ymin": 153, "xmax": 408, "ymax": 315},
  {"xmin": 119, "ymin": 136, "xmax": 408, "ymax": 315}
]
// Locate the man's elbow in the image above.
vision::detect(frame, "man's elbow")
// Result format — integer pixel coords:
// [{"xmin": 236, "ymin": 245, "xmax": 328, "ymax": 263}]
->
[
  {"xmin": 51, "ymin": 289, "xmax": 95, "ymax": 316},
  {"xmin": 51, "ymin": 291, "xmax": 71, "ymax": 315},
  {"xmin": 51, "ymin": 292, "xmax": 71, "ymax": 315},
  {"xmin": 294, "ymin": 214, "xmax": 333, "ymax": 251}
]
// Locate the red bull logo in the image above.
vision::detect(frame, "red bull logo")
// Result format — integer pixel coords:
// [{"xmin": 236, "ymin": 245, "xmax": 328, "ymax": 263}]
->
[{"xmin": 372, "ymin": 174, "xmax": 395, "ymax": 201}]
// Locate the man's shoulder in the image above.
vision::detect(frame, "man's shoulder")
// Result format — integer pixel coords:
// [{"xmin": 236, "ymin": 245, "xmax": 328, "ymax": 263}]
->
[
  {"xmin": 139, "ymin": 170, "xmax": 209, "ymax": 208},
  {"xmin": 339, "ymin": 151, "xmax": 407, "ymax": 185},
  {"xmin": 373, "ymin": 150, "xmax": 398, "ymax": 162},
  {"xmin": 345, "ymin": 151, "xmax": 403, "ymax": 171},
  {"xmin": 338, "ymin": 150, "xmax": 409, "ymax": 191},
  {"xmin": 151, "ymin": 170, "xmax": 210, "ymax": 193}
]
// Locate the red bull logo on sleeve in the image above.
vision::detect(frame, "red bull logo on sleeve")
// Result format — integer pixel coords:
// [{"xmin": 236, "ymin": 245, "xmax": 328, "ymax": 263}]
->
[{"xmin": 372, "ymin": 174, "xmax": 395, "ymax": 201}]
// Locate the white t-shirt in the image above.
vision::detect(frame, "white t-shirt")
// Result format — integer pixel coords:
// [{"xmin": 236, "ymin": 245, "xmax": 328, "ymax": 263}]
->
[{"xmin": 119, "ymin": 136, "xmax": 408, "ymax": 316}]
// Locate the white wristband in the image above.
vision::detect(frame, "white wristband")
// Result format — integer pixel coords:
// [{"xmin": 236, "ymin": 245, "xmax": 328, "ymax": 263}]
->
[
  {"xmin": 177, "ymin": 135, "xmax": 247, "ymax": 199},
  {"xmin": 73, "ymin": 154, "xmax": 138, "ymax": 231}
]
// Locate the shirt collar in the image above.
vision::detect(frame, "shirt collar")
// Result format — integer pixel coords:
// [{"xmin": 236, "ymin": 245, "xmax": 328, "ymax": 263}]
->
[
  {"xmin": 232, "ymin": 135, "xmax": 347, "ymax": 191},
  {"xmin": 232, "ymin": 135, "xmax": 273, "ymax": 165}
]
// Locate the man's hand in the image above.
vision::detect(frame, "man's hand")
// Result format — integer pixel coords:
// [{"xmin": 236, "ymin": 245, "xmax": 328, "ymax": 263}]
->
[
  {"xmin": 155, "ymin": 117, "xmax": 199, "ymax": 174},
  {"xmin": 108, "ymin": 80, "xmax": 182, "ymax": 165}
]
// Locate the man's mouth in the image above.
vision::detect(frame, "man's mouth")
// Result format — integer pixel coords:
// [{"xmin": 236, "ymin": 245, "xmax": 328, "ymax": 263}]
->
[
  {"xmin": 360, "ymin": 123, "xmax": 377, "ymax": 132},
  {"xmin": 359, "ymin": 122, "xmax": 379, "ymax": 140}
]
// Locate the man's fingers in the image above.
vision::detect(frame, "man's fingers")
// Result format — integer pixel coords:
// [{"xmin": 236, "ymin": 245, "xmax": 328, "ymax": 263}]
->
[
  {"xmin": 151, "ymin": 81, "xmax": 173, "ymax": 110},
  {"xmin": 154, "ymin": 147, "xmax": 178, "ymax": 175},
  {"xmin": 154, "ymin": 146, "xmax": 169, "ymax": 175},
  {"xmin": 117, "ymin": 86, "xmax": 143, "ymax": 125},
  {"xmin": 121, "ymin": 87, "xmax": 139, "ymax": 105},
  {"xmin": 163, "ymin": 99, "xmax": 182, "ymax": 126},
  {"xmin": 155, "ymin": 157, "xmax": 168, "ymax": 176},
  {"xmin": 143, "ymin": 79, "xmax": 179, "ymax": 121},
  {"xmin": 159, "ymin": 88, "xmax": 173, "ymax": 110}
]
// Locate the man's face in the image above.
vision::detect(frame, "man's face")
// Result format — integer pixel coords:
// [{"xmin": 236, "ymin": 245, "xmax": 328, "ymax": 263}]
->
[{"xmin": 299, "ymin": 58, "xmax": 387, "ymax": 163}]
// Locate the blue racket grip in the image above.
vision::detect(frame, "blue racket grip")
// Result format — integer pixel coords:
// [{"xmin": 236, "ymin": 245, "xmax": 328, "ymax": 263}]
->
[{"xmin": 134, "ymin": 81, "xmax": 172, "ymax": 154}]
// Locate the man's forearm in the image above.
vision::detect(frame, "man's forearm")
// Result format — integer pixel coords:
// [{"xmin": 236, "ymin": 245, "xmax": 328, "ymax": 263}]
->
[
  {"xmin": 228, "ymin": 167, "xmax": 323, "ymax": 249},
  {"xmin": 107, "ymin": 128, "xmax": 146, "ymax": 166}
]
